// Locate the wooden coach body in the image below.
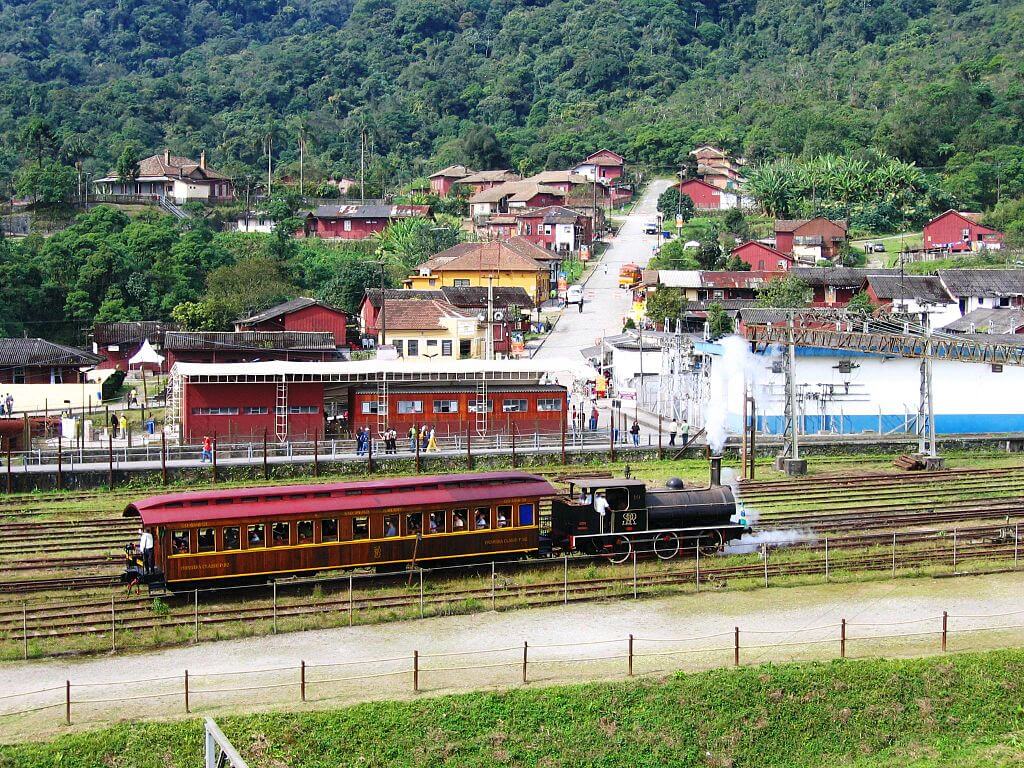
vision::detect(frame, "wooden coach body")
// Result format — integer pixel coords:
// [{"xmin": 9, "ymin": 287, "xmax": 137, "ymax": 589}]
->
[{"xmin": 124, "ymin": 472, "xmax": 553, "ymax": 584}]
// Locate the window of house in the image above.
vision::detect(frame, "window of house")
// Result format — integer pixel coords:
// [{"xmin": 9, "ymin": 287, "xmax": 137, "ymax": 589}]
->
[
  {"xmin": 428, "ymin": 279, "xmax": 436, "ymax": 287},
  {"xmin": 271, "ymin": 521, "xmax": 290, "ymax": 546},
  {"xmin": 297, "ymin": 520, "xmax": 314, "ymax": 544},
  {"xmin": 12, "ymin": 368, "xmax": 25, "ymax": 384},
  {"xmin": 407, "ymin": 340, "xmax": 419, "ymax": 356},
  {"xmin": 361, "ymin": 401, "xmax": 384, "ymax": 415},
  {"xmin": 453, "ymin": 279, "xmax": 470, "ymax": 287},
  {"xmin": 191, "ymin": 407, "xmax": 240, "ymax": 416},
  {"xmin": 244, "ymin": 406, "xmax": 269, "ymax": 415},
  {"xmin": 197, "ymin": 528, "xmax": 216, "ymax": 553},
  {"xmin": 426, "ymin": 339, "xmax": 438, "ymax": 348},
  {"xmin": 398, "ymin": 400, "xmax": 423, "ymax": 414},
  {"xmin": 459, "ymin": 339, "xmax": 471, "ymax": 358},
  {"xmin": 538, "ymin": 398, "xmax": 562, "ymax": 412},
  {"xmin": 247, "ymin": 524, "xmax": 266, "ymax": 547},
  {"xmin": 288, "ymin": 405, "xmax": 318, "ymax": 414},
  {"xmin": 778, "ymin": 260, "xmax": 787, "ymax": 271},
  {"xmin": 321, "ymin": 518, "xmax": 339, "ymax": 542},
  {"xmin": 757, "ymin": 260, "xmax": 765, "ymax": 270},
  {"xmin": 503, "ymin": 399, "xmax": 528, "ymax": 412},
  {"xmin": 343, "ymin": 219, "xmax": 352, "ymax": 231},
  {"xmin": 50, "ymin": 368, "xmax": 63, "ymax": 384},
  {"xmin": 524, "ymin": 223, "xmax": 532, "ymax": 235},
  {"xmin": 172, "ymin": 530, "xmax": 191, "ymax": 554},
  {"xmin": 999, "ymin": 297, "xmax": 1010, "ymax": 307},
  {"xmin": 433, "ymin": 400, "xmax": 459, "ymax": 414},
  {"xmin": 442, "ymin": 340, "xmax": 453, "ymax": 356},
  {"xmin": 469, "ymin": 399, "xmax": 494, "ymax": 413},
  {"xmin": 497, "ymin": 505, "xmax": 512, "ymax": 528},
  {"xmin": 383, "ymin": 515, "xmax": 399, "ymax": 537},
  {"xmin": 352, "ymin": 516, "xmax": 368, "ymax": 539},
  {"xmin": 518, "ymin": 503, "xmax": 535, "ymax": 526},
  {"xmin": 223, "ymin": 526, "xmax": 241, "ymax": 551},
  {"xmin": 393, "ymin": 339, "xmax": 403, "ymax": 357}
]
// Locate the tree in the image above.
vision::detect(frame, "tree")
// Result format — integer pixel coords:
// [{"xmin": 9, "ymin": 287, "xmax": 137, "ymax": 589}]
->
[
  {"xmin": 19, "ymin": 118, "xmax": 56, "ymax": 167},
  {"xmin": 14, "ymin": 160, "xmax": 77, "ymax": 203},
  {"xmin": 724, "ymin": 253, "xmax": 752, "ymax": 271},
  {"xmin": 115, "ymin": 143, "xmax": 141, "ymax": 184},
  {"xmin": 756, "ymin": 275, "xmax": 813, "ymax": 308},
  {"xmin": 644, "ymin": 287, "xmax": 688, "ymax": 327},
  {"xmin": 261, "ymin": 195, "xmax": 304, "ymax": 262},
  {"xmin": 374, "ymin": 218, "xmax": 460, "ymax": 273},
  {"xmin": 649, "ymin": 238, "xmax": 700, "ymax": 270},
  {"xmin": 460, "ymin": 125, "xmax": 506, "ymax": 169},
  {"xmin": 722, "ymin": 208, "xmax": 749, "ymax": 239},
  {"xmin": 846, "ymin": 291, "xmax": 875, "ymax": 314},
  {"xmin": 696, "ymin": 226, "xmax": 723, "ymax": 270},
  {"xmin": 656, "ymin": 186, "xmax": 695, "ymax": 223},
  {"xmin": 204, "ymin": 257, "xmax": 296, "ymax": 322},
  {"xmin": 170, "ymin": 300, "xmax": 225, "ymax": 331},
  {"xmin": 316, "ymin": 259, "xmax": 387, "ymax": 314},
  {"xmin": 706, "ymin": 302, "xmax": 734, "ymax": 337}
]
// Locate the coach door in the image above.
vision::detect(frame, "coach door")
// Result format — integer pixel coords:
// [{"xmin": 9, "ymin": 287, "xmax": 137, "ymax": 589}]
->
[{"xmin": 601, "ymin": 485, "xmax": 647, "ymax": 534}]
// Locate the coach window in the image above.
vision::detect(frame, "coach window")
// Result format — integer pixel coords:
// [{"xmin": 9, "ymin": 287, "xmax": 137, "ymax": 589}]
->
[
  {"xmin": 172, "ymin": 530, "xmax": 191, "ymax": 554},
  {"xmin": 384, "ymin": 515, "xmax": 399, "ymax": 537},
  {"xmin": 497, "ymin": 505, "xmax": 512, "ymax": 528},
  {"xmin": 297, "ymin": 520, "xmax": 314, "ymax": 545},
  {"xmin": 406, "ymin": 512, "xmax": 423, "ymax": 535},
  {"xmin": 452, "ymin": 509, "xmax": 468, "ymax": 531},
  {"xmin": 352, "ymin": 516, "xmax": 369, "ymax": 540},
  {"xmin": 518, "ymin": 503, "xmax": 535, "ymax": 527},
  {"xmin": 223, "ymin": 526, "xmax": 241, "ymax": 551},
  {"xmin": 427, "ymin": 511, "xmax": 445, "ymax": 534},
  {"xmin": 474, "ymin": 507, "xmax": 491, "ymax": 530},
  {"xmin": 271, "ymin": 521, "xmax": 290, "ymax": 546},
  {"xmin": 321, "ymin": 518, "xmax": 339, "ymax": 543},
  {"xmin": 197, "ymin": 528, "xmax": 216, "ymax": 553},
  {"xmin": 248, "ymin": 524, "xmax": 266, "ymax": 548}
]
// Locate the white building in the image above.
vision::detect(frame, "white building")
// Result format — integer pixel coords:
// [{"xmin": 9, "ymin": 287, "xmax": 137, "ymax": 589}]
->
[{"xmin": 93, "ymin": 150, "xmax": 234, "ymax": 204}]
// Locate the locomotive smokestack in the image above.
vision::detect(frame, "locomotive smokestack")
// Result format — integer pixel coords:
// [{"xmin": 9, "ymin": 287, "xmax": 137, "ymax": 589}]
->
[{"xmin": 710, "ymin": 456, "xmax": 722, "ymax": 487}]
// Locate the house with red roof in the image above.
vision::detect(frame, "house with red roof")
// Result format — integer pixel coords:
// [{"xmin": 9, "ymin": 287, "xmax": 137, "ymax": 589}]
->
[
  {"xmin": 731, "ymin": 241, "xmax": 793, "ymax": 272},
  {"xmin": 234, "ymin": 297, "xmax": 349, "ymax": 349},
  {"xmin": 923, "ymin": 210, "xmax": 1004, "ymax": 253},
  {"xmin": 675, "ymin": 178, "xmax": 744, "ymax": 211},
  {"xmin": 774, "ymin": 217, "xmax": 848, "ymax": 262},
  {"xmin": 300, "ymin": 204, "xmax": 431, "ymax": 239},
  {"xmin": 93, "ymin": 150, "xmax": 234, "ymax": 203},
  {"xmin": 515, "ymin": 206, "xmax": 593, "ymax": 254},
  {"xmin": 572, "ymin": 150, "xmax": 626, "ymax": 183}
]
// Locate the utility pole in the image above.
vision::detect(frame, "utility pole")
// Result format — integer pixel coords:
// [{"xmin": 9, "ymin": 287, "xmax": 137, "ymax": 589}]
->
[
  {"xmin": 379, "ymin": 262, "xmax": 387, "ymax": 347},
  {"xmin": 486, "ymin": 274, "xmax": 494, "ymax": 361},
  {"xmin": 359, "ymin": 128, "xmax": 366, "ymax": 204}
]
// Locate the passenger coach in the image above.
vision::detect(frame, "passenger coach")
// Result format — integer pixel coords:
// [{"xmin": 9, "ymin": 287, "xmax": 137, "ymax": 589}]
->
[{"xmin": 124, "ymin": 471, "xmax": 553, "ymax": 586}]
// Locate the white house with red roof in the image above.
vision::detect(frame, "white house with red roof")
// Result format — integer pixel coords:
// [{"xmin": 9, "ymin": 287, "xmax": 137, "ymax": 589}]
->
[{"xmin": 93, "ymin": 150, "xmax": 234, "ymax": 203}]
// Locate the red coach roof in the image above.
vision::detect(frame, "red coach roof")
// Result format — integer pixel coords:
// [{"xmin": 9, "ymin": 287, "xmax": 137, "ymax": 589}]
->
[{"xmin": 125, "ymin": 472, "xmax": 555, "ymax": 526}]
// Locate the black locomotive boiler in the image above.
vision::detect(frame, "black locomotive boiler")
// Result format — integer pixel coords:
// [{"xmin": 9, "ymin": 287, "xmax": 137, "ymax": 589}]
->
[{"xmin": 549, "ymin": 458, "xmax": 745, "ymax": 563}]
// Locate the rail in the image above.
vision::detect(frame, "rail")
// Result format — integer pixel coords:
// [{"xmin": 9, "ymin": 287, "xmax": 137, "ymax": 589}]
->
[{"xmin": 1, "ymin": 601, "xmax": 1022, "ymax": 729}]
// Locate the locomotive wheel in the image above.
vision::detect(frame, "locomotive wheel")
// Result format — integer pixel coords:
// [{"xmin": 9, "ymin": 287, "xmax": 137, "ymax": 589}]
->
[
  {"xmin": 698, "ymin": 529, "xmax": 724, "ymax": 555},
  {"xmin": 604, "ymin": 536, "xmax": 633, "ymax": 564},
  {"xmin": 653, "ymin": 532, "xmax": 681, "ymax": 560}
]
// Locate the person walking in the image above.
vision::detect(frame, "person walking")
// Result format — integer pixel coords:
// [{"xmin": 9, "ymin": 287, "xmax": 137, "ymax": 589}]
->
[
  {"xmin": 426, "ymin": 426, "xmax": 438, "ymax": 452},
  {"xmin": 669, "ymin": 418, "xmax": 678, "ymax": 446},
  {"xmin": 589, "ymin": 406, "xmax": 598, "ymax": 432},
  {"xmin": 419, "ymin": 424, "xmax": 428, "ymax": 451},
  {"xmin": 118, "ymin": 413, "xmax": 128, "ymax": 440},
  {"xmin": 110, "ymin": 411, "xmax": 119, "ymax": 438},
  {"xmin": 630, "ymin": 419, "xmax": 640, "ymax": 446},
  {"xmin": 355, "ymin": 427, "xmax": 366, "ymax": 456},
  {"xmin": 679, "ymin": 417, "xmax": 689, "ymax": 448},
  {"xmin": 200, "ymin": 435, "xmax": 213, "ymax": 463},
  {"xmin": 408, "ymin": 424, "xmax": 418, "ymax": 452},
  {"xmin": 138, "ymin": 527, "xmax": 154, "ymax": 573}
]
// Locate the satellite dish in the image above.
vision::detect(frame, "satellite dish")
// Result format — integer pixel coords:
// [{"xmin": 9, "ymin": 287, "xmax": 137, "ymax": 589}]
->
[
  {"xmin": 492, "ymin": 310, "xmax": 505, "ymax": 321},
  {"xmin": 476, "ymin": 312, "xmax": 486, "ymax": 323}
]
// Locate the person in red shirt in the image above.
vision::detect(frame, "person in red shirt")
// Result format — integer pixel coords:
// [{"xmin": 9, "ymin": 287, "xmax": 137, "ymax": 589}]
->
[{"xmin": 201, "ymin": 435, "xmax": 213, "ymax": 463}]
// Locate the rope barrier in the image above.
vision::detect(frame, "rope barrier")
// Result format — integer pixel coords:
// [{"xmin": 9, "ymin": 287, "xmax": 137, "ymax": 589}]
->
[
  {"xmin": 634, "ymin": 645, "xmax": 736, "ymax": 658},
  {"xmin": 846, "ymin": 630, "xmax": 942, "ymax": 641},
  {"xmin": 75, "ymin": 690, "xmax": 184, "ymax": 705},
  {"xmin": 0, "ymin": 685, "xmax": 65, "ymax": 701},
  {"xmin": 529, "ymin": 638, "xmax": 624, "ymax": 649},
  {"xmin": 189, "ymin": 681, "xmax": 297, "ymax": 695},
  {"xmin": 949, "ymin": 607, "xmax": 1024, "ymax": 619},
  {"xmin": 0, "ymin": 702, "xmax": 65, "ymax": 718},
  {"xmin": 418, "ymin": 646, "xmax": 522, "ymax": 659},
  {"xmin": 737, "ymin": 624, "xmax": 838, "ymax": 634},
  {"xmin": 742, "ymin": 637, "xmax": 841, "ymax": 650},
  {"xmin": 190, "ymin": 665, "xmax": 297, "ymax": 679},
  {"xmin": 304, "ymin": 655, "xmax": 410, "ymax": 670},
  {"xmin": 309, "ymin": 669, "xmax": 413, "ymax": 685},
  {"xmin": 531, "ymin": 654, "xmax": 629, "ymax": 664},
  {"xmin": 845, "ymin": 616, "xmax": 944, "ymax": 627},
  {"xmin": 70, "ymin": 674, "xmax": 183, "ymax": 687},
  {"xmin": 419, "ymin": 661, "xmax": 520, "ymax": 673},
  {"xmin": 634, "ymin": 631, "xmax": 734, "ymax": 643}
]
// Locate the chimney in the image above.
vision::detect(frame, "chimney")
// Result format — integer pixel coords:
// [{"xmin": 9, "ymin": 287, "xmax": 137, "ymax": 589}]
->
[
  {"xmin": 164, "ymin": 148, "xmax": 171, "ymax": 166},
  {"xmin": 199, "ymin": 150, "xmax": 206, "ymax": 170},
  {"xmin": 710, "ymin": 455, "xmax": 722, "ymax": 487}
]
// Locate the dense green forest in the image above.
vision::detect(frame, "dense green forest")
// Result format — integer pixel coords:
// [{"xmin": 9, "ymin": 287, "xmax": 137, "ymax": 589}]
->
[{"xmin": 1, "ymin": 0, "xmax": 1022, "ymax": 205}]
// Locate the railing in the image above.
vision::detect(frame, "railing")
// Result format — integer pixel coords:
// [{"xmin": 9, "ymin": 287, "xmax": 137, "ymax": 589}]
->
[{"xmin": 205, "ymin": 719, "xmax": 249, "ymax": 768}]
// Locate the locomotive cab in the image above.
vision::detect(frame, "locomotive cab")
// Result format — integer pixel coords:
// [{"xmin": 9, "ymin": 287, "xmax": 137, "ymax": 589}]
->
[{"xmin": 550, "ymin": 478, "xmax": 649, "ymax": 553}]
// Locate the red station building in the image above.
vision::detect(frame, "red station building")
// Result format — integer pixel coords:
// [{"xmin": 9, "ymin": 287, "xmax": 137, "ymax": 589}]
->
[
  {"xmin": 234, "ymin": 297, "xmax": 349, "ymax": 349},
  {"xmin": 91, "ymin": 321, "xmax": 175, "ymax": 371},
  {"xmin": 300, "ymin": 204, "xmax": 431, "ymax": 240},
  {"xmin": 170, "ymin": 360, "xmax": 570, "ymax": 443},
  {"xmin": 0, "ymin": 338, "xmax": 101, "ymax": 384}
]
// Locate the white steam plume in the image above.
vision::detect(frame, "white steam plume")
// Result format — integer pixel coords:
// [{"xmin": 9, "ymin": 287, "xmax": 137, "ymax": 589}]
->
[
  {"xmin": 704, "ymin": 335, "xmax": 764, "ymax": 454},
  {"xmin": 724, "ymin": 528, "xmax": 817, "ymax": 555}
]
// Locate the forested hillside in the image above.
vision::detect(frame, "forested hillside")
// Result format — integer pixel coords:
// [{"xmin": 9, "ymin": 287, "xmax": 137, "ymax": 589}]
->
[{"xmin": 1, "ymin": 0, "xmax": 1022, "ymax": 206}]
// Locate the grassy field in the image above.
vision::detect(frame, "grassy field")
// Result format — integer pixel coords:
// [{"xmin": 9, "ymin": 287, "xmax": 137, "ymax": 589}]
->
[{"xmin": 3, "ymin": 648, "xmax": 1023, "ymax": 767}]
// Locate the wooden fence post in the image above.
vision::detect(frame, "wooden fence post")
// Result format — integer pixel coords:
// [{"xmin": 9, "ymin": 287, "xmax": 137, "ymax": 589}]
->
[
  {"xmin": 413, "ymin": 651, "xmax": 419, "ymax": 693},
  {"xmin": 22, "ymin": 603, "xmax": 28, "ymax": 660},
  {"xmin": 609, "ymin": 416, "xmax": 615, "ymax": 461},
  {"xmin": 415, "ymin": 434, "xmax": 421, "ymax": 473},
  {"xmin": 367, "ymin": 431, "xmax": 374, "ymax": 473},
  {"xmin": 56, "ymin": 429, "xmax": 62, "ymax": 490},
  {"xmin": 510, "ymin": 427, "xmax": 516, "ymax": 468},
  {"xmin": 628, "ymin": 634, "xmax": 634, "ymax": 677},
  {"xmin": 184, "ymin": 670, "xmax": 190, "ymax": 713},
  {"xmin": 840, "ymin": 619, "xmax": 846, "ymax": 659},
  {"xmin": 108, "ymin": 427, "xmax": 114, "ymax": 488},
  {"xmin": 657, "ymin": 415, "xmax": 663, "ymax": 460},
  {"xmin": 941, "ymin": 611, "xmax": 948, "ymax": 652},
  {"xmin": 301, "ymin": 660, "xmax": 307, "ymax": 701},
  {"xmin": 733, "ymin": 627, "xmax": 740, "ymax": 666},
  {"xmin": 522, "ymin": 641, "xmax": 528, "ymax": 684},
  {"xmin": 65, "ymin": 680, "xmax": 71, "ymax": 725},
  {"xmin": 6, "ymin": 437, "xmax": 11, "ymax": 495},
  {"xmin": 263, "ymin": 430, "xmax": 269, "ymax": 480},
  {"xmin": 211, "ymin": 433, "xmax": 218, "ymax": 483},
  {"xmin": 348, "ymin": 574, "xmax": 354, "ymax": 626}
]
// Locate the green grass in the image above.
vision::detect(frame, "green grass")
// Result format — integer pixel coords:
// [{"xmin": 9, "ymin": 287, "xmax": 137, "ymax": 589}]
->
[{"xmin": 3, "ymin": 648, "xmax": 1024, "ymax": 766}]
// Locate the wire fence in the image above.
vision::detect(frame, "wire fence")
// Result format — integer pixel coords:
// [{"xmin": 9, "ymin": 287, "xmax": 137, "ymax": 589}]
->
[
  {"xmin": 2, "ymin": 605, "xmax": 1023, "ymax": 727},
  {"xmin": 3, "ymin": 522, "xmax": 1019, "ymax": 661}
]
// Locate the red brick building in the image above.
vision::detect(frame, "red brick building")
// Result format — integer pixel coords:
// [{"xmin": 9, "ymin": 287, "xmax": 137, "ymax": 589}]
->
[
  {"xmin": 731, "ymin": 241, "xmax": 793, "ymax": 272},
  {"xmin": 515, "ymin": 206, "xmax": 593, "ymax": 254},
  {"xmin": 0, "ymin": 338, "xmax": 101, "ymax": 384},
  {"xmin": 91, "ymin": 321, "xmax": 175, "ymax": 371},
  {"xmin": 234, "ymin": 297, "xmax": 349, "ymax": 349},
  {"xmin": 301, "ymin": 204, "xmax": 431, "ymax": 240},
  {"xmin": 923, "ymin": 210, "xmax": 1004, "ymax": 253},
  {"xmin": 774, "ymin": 218, "xmax": 848, "ymax": 261},
  {"xmin": 572, "ymin": 150, "xmax": 625, "ymax": 183},
  {"xmin": 164, "ymin": 331, "xmax": 340, "ymax": 367},
  {"xmin": 429, "ymin": 165, "xmax": 473, "ymax": 196}
]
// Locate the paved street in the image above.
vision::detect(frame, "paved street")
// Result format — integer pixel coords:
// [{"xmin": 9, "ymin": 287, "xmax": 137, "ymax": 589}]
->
[{"xmin": 534, "ymin": 180, "xmax": 672, "ymax": 361}]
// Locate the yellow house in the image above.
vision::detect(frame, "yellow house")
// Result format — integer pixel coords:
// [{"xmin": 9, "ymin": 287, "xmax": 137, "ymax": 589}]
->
[
  {"xmin": 383, "ymin": 299, "xmax": 486, "ymax": 360},
  {"xmin": 405, "ymin": 241, "xmax": 548, "ymax": 307}
]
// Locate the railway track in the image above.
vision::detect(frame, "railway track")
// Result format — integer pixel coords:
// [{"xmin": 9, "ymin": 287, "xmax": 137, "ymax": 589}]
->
[{"xmin": 0, "ymin": 539, "xmax": 1014, "ymax": 646}]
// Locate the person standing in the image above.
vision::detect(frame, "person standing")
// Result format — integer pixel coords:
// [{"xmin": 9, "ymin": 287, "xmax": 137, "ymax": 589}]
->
[
  {"xmin": 408, "ymin": 424, "xmax": 418, "ymax": 452},
  {"xmin": 593, "ymin": 491, "xmax": 610, "ymax": 533},
  {"xmin": 138, "ymin": 527, "xmax": 154, "ymax": 573},
  {"xmin": 118, "ymin": 413, "xmax": 128, "ymax": 440},
  {"xmin": 669, "ymin": 418, "xmax": 678, "ymax": 446},
  {"xmin": 630, "ymin": 420, "xmax": 640, "ymax": 446},
  {"xmin": 200, "ymin": 435, "xmax": 213, "ymax": 463},
  {"xmin": 589, "ymin": 406, "xmax": 598, "ymax": 432},
  {"xmin": 679, "ymin": 417, "xmax": 689, "ymax": 448},
  {"xmin": 426, "ymin": 426, "xmax": 438, "ymax": 452},
  {"xmin": 419, "ymin": 424, "xmax": 428, "ymax": 451},
  {"xmin": 356, "ymin": 427, "xmax": 366, "ymax": 456},
  {"xmin": 110, "ymin": 411, "xmax": 119, "ymax": 438}
]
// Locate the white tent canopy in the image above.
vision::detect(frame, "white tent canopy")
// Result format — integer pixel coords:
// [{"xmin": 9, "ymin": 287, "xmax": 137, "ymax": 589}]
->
[{"xmin": 128, "ymin": 339, "xmax": 165, "ymax": 367}]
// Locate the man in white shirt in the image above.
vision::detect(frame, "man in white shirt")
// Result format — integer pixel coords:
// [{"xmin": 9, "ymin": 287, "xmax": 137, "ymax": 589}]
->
[
  {"xmin": 138, "ymin": 527, "xmax": 154, "ymax": 573},
  {"xmin": 593, "ymin": 491, "xmax": 610, "ymax": 532}
]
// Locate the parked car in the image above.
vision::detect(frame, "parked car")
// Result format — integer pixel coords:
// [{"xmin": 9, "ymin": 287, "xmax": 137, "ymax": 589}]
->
[
  {"xmin": 643, "ymin": 222, "xmax": 659, "ymax": 235},
  {"xmin": 566, "ymin": 285, "xmax": 584, "ymax": 305}
]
